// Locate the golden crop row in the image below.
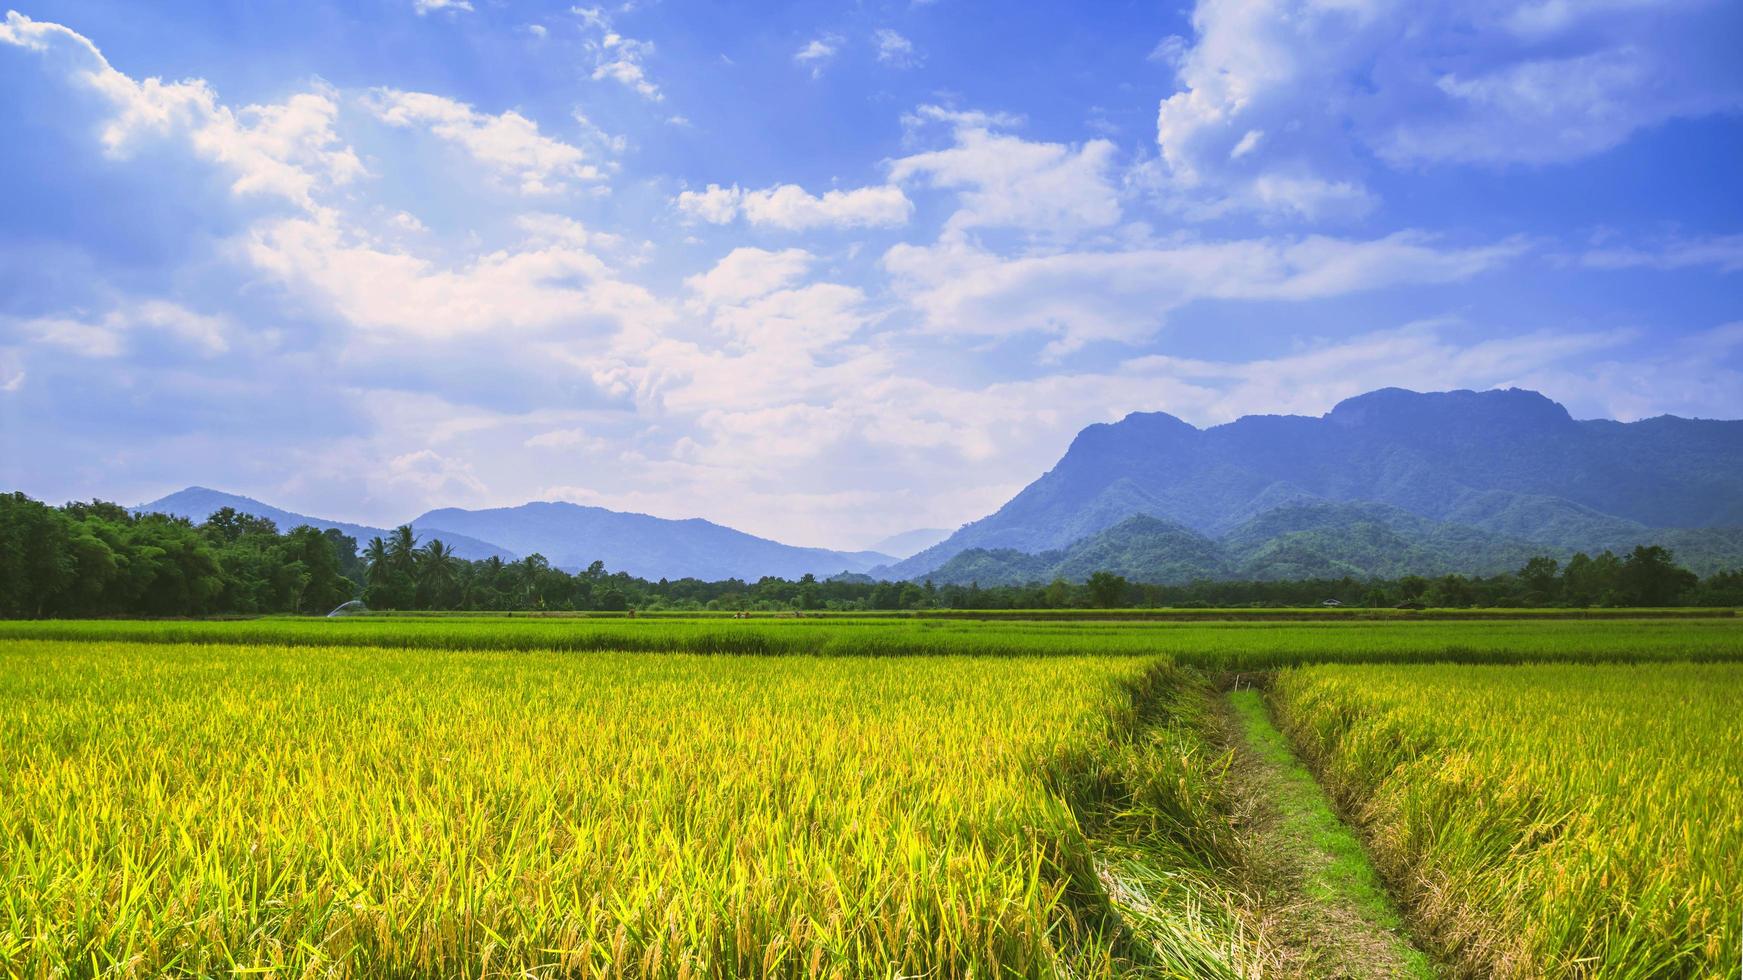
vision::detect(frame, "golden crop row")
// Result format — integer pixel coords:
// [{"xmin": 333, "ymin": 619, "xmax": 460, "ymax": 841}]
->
[
  {"xmin": 1270, "ymin": 662, "xmax": 1743, "ymax": 977},
  {"xmin": 0, "ymin": 640, "xmax": 1201, "ymax": 978}
]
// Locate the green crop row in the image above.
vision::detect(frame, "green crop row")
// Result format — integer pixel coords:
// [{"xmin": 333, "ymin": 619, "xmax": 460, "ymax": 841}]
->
[{"xmin": 4, "ymin": 616, "xmax": 1743, "ymax": 667}]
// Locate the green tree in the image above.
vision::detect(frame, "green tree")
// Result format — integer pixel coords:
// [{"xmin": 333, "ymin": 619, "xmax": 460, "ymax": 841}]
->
[
  {"xmin": 386, "ymin": 525, "xmax": 419, "ymax": 574},
  {"xmin": 285, "ymin": 525, "xmax": 354, "ymax": 613},
  {"xmin": 1616, "ymin": 545, "xmax": 1697, "ymax": 606},
  {"xmin": 0, "ymin": 493, "xmax": 74, "ymax": 616},
  {"xmin": 1519, "ymin": 556, "xmax": 1561, "ymax": 604},
  {"xmin": 1086, "ymin": 571, "xmax": 1128, "ymax": 608},
  {"xmin": 363, "ymin": 536, "xmax": 391, "ymax": 589},
  {"xmin": 417, "ymin": 539, "xmax": 461, "ymax": 609}
]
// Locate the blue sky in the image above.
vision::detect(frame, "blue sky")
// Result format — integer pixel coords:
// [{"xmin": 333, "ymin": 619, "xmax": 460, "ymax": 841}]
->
[{"xmin": 2, "ymin": 0, "xmax": 1741, "ymax": 549}]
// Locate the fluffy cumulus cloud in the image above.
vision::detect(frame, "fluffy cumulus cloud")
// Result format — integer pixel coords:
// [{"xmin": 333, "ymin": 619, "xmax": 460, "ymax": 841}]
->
[
  {"xmin": 364, "ymin": 89, "xmax": 603, "ymax": 194},
  {"xmin": 675, "ymin": 183, "xmax": 912, "ymax": 230},
  {"xmin": 1150, "ymin": 0, "xmax": 1743, "ymax": 220},
  {"xmin": 892, "ymin": 107, "xmax": 1122, "ymax": 234},
  {"xmin": 1, "ymin": 11, "xmax": 362, "ymax": 211}
]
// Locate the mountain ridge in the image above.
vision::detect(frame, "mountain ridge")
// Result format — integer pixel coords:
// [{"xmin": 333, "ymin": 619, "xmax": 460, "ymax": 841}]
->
[
  {"xmin": 135, "ymin": 487, "xmax": 517, "ymax": 563},
  {"xmin": 411, "ymin": 501, "xmax": 893, "ymax": 580},
  {"xmin": 886, "ymin": 387, "xmax": 1743, "ymax": 579},
  {"xmin": 133, "ymin": 487, "xmax": 894, "ymax": 581}
]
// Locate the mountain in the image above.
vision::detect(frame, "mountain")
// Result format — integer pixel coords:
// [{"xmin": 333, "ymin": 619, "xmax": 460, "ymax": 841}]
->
[
  {"xmin": 924, "ymin": 506, "xmax": 1548, "ymax": 586},
  {"xmin": 138, "ymin": 488, "xmax": 896, "ymax": 580},
  {"xmin": 134, "ymin": 487, "xmax": 517, "ymax": 562},
  {"xmin": 865, "ymin": 528, "xmax": 954, "ymax": 559},
  {"xmin": 411, "ymin": 501, "xmax": 894, "ymax": 580},
  {"xmin": 891, "ymin": 388, "xmax": 1743, "ymax": 580}
]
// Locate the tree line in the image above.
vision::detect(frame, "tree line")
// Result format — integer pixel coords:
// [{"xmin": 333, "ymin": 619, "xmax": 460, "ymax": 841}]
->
[{"xmin": 2, "ymin": 491, "xmax": 1739, "ymax": 617}]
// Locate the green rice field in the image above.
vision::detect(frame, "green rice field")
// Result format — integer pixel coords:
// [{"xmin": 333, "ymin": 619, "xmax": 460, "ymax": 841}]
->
[{"xmin": 2, "ymin": 616, "xmax": 1740, "ymax": 977}]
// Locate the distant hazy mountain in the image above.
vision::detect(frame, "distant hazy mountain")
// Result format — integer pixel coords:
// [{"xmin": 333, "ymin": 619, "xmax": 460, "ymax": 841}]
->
[
  {"xmin": 412, "ymin": 501, "xmax": 894, "ymax": 580},
  {"xmin": 134, "ymin": 487, "xmax": 516, "ymax": 562},
  {"xmin": 137, "ymin": 488, "xmax": 896, "ymax": 580},
  {"xmin": 865, "ymin": 528, "xmax": 953, "ymax": 559},
  {"xmin": 892, "ymin": 387, "xmax": 1743, "ymax": 580}
]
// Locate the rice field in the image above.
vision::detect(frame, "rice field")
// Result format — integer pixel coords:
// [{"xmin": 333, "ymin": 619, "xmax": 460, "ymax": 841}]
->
[
  {"xmin": 4, "ymin": 618, "xmax": 1743, "ymax": 977},
  {"xmin": 0, "ymin": 640, "xmax": 1242, "ymax": 978},
  {"xmin": 1270, "ymin": 662, "xmax": 1743, "ymax": 977},
  {"xmin": 4, "ymin": 615, "xmax": 1742, "ymax": 667}
]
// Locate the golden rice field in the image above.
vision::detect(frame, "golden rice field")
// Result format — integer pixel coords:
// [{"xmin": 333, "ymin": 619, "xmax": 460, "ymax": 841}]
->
[
  {"xmin": 0, "ymin": 640, "xmax": 1207, "ymax": 978},
  {"xmin": 1270, "ymin": 662, "xmax": 1743, "ymax": 977},
  {"xmin": 7, "ymin": 620, "xmax": 1743, "ymax": 978}
]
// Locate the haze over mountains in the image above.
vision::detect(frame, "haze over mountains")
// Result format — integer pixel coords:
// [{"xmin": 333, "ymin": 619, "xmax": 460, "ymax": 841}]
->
[
  {"xmin": 136, "ymin": 489, "xmax": 896, "ymax": 581},
  {"xmin": 409, "ymin": 503, "xmax": 892, "ymax": 581},
  {"xmin": 887, "ymin": 387, "xmax": 1743, "ymax": 582},
  {"xmin": 137, "ymin": 388, "xmax": 1743, "ymax": 584},
  {"xmin": 136, "ymin": 488, "xmax": 517, "ymax": 563}
]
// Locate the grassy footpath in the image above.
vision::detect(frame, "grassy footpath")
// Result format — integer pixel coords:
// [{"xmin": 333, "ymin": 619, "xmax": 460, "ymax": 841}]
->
[
  {"xmin": 1225, "ymin": 689, "xmax": 1433, "ymax": 979},
  {"xmin": 1270, "ymin": 663, "xmax": 1743, "ymax": 976}
]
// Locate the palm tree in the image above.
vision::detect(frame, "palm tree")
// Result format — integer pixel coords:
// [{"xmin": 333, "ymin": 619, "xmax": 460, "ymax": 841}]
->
[
  {"xmin": 386, "ymin": 525, "xmax": 419, "ymax": 574},
  {"xmin": 418, "ymin": 539, "xmax": 459, "ymax": 607},
  {"xmin": 363, "ymin": 536, "xmax": 391, "ymax": 589}
]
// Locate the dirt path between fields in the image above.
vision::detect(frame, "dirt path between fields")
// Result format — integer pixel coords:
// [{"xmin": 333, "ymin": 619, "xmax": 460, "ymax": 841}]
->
[{"xmin": 1218, "ymin": 685, "xmax": 1437, "ymax": 979}]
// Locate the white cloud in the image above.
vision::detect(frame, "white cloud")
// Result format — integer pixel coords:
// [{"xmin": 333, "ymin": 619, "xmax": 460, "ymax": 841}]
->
[
  {"xmin": 794, "ymin": 34, "xmax": 843, "ymax": 78},
  {"xmin": 892, "ymin": 106, "xmax": 1121, "ymax": 234},
  {"xmin": 1, "ymin": 12, "xmax": 362, "ymax": 211},
  {"xmin": 244, "ymin": 211, "xmax": 665, "ymax": 338},
  {"xmin": 675, "ymin": 184, "xmax": 743, "ymax": 224},
  {"xmin": 384, "ymin": 449, "xmax": 487, "ymax": 499},
  {"xmin": 573, "ymin": 7, "xmax": 662, "ymax": 100},
  {"xmin": 874, "ymin": 29, "xmax": 920, "ymax": 68},
  {"xmin": 10, "ymin": 301, "xmax": 231, "ymax": 358},
  {"xmin": 364, "ymin": 89, "xmax": 602, "ymax": 194},
  {"xmin": 1120, "ymin": 320, "xmax": 1637, "ymax": 424},
  {"xmin": 1149, "ymin": 0, "xmax": 1743, "ymax": 220},
  {"xmin": 683, "ymin": 247, "xmax": 814, "ymax": 307},
  {"xmin": 1581, "ymin": 235, "xmax": 1743, "ymax": 274},
  {"xmin": 15, "ymin": 315, "xmax": 125, "ymax": 358},
  {"xmin": 525, "ymin": 427, "xmax": 605, "ymax": 450},
  {"xmin": 514, "ymin": 211, "xmax": 623, "ymax": 250},
  {"xmin": 675, "ymin": 182, "xmax": 912, "ymax": 230},
  {"xmin": 885, "ymin": 231, "xmax": 1528, "ymax": 352},
  {"xmin": 413, "ymin": 0, "xmax": 473, "ymax": 13}
]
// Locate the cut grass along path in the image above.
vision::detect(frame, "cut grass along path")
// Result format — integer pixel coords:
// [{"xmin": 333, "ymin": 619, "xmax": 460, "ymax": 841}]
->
[{"xmin": 1223, "ymin": 688, "xmax": 1433, "ymax": 979}]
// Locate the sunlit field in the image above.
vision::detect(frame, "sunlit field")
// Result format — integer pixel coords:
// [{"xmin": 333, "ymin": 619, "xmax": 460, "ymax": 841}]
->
[
  {"xmin": 3, "ymin": 615, "xmax": 1741, "ymax": 666},
  {"xmin": 5, "ymin": 618, "xmax": 1743, "ymax": 977},
  {"xmin": 1271, "ymin": 662, "xmax": 1743, "ymax": 976},
  {"xmin": 0, "ymin": 641, "xmax": 1169, "ymax": 977}
]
